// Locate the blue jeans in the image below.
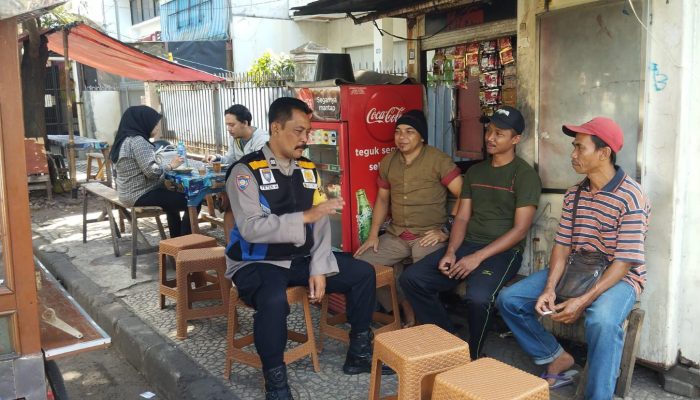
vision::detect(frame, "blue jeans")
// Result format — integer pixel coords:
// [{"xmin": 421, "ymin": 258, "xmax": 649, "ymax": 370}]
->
[{"xmin": 496, "ymin": 269, "xmax": 637, "ymax": 400}]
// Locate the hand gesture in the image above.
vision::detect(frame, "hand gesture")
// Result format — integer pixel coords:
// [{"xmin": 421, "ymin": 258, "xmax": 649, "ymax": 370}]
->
[
  {"xmin": 551, "ymin": 297, "xmax": 587, "ymax": 324},
  {"xmin": 418, "ymin": 229, "xmax": 449, "ymax": 247},
  {"xmin": 445, "ymin": 253, "xmax": 483, "ymax": 280},
  {"xmin": 354, "ymin": 235, "xmax": 379, "ymax": 257},
  {"xmin": 204, "ymin": 154, "xmax": 218, "ymax": 163},
  {"xmin": 535, "ymin": 288, "xmax": 557, "ymax": 316},
  {"xmin": 169, "ymin": 156, "xmax": 184, "ymax": 169},
  {"xmin": 308, "ymin": 274, "xmax": 326, "ymax": 304},
  {"xmin": 438, "ymin": 253, "xmax": 457, "ymax": 276},
  {"xmin": 303, "ymin": 197, "xmax": 345, "ymax": 224}
]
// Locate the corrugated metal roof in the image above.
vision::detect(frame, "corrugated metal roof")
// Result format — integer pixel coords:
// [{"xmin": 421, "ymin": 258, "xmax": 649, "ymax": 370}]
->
[
  {"xmin": 46, "ymin": 23, "xmax": 224, "ymax": 82},
  {"xmin": 292, "ymin": 0, "xmax": 425, "ymax": 16}
]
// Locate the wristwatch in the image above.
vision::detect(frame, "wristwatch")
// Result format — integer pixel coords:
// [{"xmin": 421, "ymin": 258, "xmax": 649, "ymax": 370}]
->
[{"xmin": 441, "ymin": 215, "xmax": 455, "ymax": 235}]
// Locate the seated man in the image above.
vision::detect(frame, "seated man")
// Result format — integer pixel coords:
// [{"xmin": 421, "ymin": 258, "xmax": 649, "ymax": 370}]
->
[
  {"xmin": 354, "ymin": 109, "xmax": 462, "ymax": 326},
  {"xmin": 496, "ymin": 117, "xmax": 650, "ymax": 399},
  {"xmin": 400, "ymin": 106, "xmax": 541, "ymax": 359},
  {"xmin": 205, "ymin": 104, "xmax": 269, "ymax": 241},
  {"xmin": 225, "ymin": 97, "xmax": 383, "ymax": 400}
]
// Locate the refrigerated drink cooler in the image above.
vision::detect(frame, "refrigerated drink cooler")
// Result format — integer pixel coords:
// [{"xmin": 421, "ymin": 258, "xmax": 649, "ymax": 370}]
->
[{"xmin": 295, "ymin": 83, "xmax": 423, "ymax": 253}]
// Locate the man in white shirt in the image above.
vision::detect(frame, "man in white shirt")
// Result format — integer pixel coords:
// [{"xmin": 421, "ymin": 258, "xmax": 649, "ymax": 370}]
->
[
  {"xmin": 205, "ymin": 104, "xmax": 270, "ymax": 238},
  {"xmin": 205, "ymin": 104, "xmax": 269, "ymax": 164}
]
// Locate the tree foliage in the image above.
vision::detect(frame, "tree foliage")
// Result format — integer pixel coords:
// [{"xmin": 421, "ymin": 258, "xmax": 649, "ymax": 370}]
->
[
  {"xmin": 20, "ymin": 6, "xmax": 80, "ymax": 142},
  {"xmin": 248, "ymin": 51, "xmax": 294, "ymax": 82}
]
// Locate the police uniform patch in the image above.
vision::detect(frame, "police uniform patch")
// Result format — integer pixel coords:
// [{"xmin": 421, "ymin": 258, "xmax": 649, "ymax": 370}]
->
[
  {"xmin": 260, "ymin": 168, "xmax": 276, "ymax": 184},
  {"xmin": 236, "ymin": 175, "xmax": 250, "ymax": 191},
  {"xmin": 260, "ymin": 184, "xmax": 279, "ymax": 191},
  {"xmin": 301, "ymin": 169, "xmax": 316, "ymax": 183}
]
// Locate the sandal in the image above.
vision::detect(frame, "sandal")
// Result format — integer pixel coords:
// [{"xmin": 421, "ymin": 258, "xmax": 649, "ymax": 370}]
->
[{"xmin": 540, "ymin": 369, "xmax": 578, "ymax": 389}]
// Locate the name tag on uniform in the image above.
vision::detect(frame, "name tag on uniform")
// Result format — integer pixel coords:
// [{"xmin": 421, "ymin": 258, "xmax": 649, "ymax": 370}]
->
[
  {"xmin": 303, "ymin": 182, "xmax": 318, "ymax": 189},
  {"xmin": 259, "ymin": 184, "xmax": 279, "ymax": 191},
  {"xmin": 301, "ymin": 169, "xmax": 316, "ymax": 183}
]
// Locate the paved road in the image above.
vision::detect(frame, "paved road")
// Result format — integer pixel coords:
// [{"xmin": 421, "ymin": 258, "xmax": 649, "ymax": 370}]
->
[{"xmin": 55, "ymin": 348, "xmax": 163, "ymax": 400}]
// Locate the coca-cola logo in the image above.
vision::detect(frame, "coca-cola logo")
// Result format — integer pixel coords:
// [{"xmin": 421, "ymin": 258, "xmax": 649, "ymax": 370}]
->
[
  {"xmin": 364, "ymin": 91, "xmax": 408, "ymax": 141},
  {"xmin": 366, "ymin": 107, "xmax": 406, "ymax": 125}
]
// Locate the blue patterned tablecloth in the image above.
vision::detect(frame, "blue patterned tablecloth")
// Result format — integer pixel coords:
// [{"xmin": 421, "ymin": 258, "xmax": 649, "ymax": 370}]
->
[
  {"xmin": 165, "ymin": 169, "xmax": 227, "ymax": 207},
  {"xmin": 47, "ymin": 135, "xmax": 110, "ymax": 150}
]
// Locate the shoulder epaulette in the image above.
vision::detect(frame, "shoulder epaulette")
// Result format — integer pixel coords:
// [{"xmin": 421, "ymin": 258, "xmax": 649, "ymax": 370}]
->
[
  {"xmin": 298, "ymin": 160, "xmax": 316, "ymax": 169},
  {"xmin": 248, "ymin": 159, "xmax": 269, "ymax": 170}
]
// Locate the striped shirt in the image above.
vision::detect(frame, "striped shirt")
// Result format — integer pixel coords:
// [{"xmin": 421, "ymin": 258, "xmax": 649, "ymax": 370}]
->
[{"xmin": 555, "ymin": 167, "xmax": 651, "ymax": 295}]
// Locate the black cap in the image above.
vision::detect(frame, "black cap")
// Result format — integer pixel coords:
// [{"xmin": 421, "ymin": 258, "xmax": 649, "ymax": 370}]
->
[
  {"xmin": 480, "ymin": 106, "xmax": 525, "ymax": 135},
  {"xmin": 396, "ymin": 110, "xmax": 428, "ymax": 143}
]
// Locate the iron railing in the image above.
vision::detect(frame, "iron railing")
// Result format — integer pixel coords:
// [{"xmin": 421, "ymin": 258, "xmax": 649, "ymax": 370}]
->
[{"xmin": 157, "ymin": 72, "xmax": 293, "ymax": 156}]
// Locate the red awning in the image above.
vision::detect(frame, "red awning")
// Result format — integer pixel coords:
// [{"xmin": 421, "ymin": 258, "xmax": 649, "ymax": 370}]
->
[{"xmin": 46, "ymin": 23, "xmax": 224, "ymax": 82}]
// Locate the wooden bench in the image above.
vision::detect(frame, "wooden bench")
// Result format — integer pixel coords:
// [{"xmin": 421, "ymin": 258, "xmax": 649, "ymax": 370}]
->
[
  {"xmin": 82, "ymin": 182, "xmax": 166, "ymax": 278},
  {"xmin": 542, "ymin": 303, "xmax": 644, "ymax": 399}
]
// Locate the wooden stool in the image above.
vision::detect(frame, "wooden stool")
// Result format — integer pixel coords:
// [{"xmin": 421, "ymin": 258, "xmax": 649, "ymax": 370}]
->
[
  {"xmin": 159, "ymin": 233, "xmax": 218, "ymax": 309},
  {"xmin": 368, "ymin": 324, "xmax": 471, "ymax": 400},
  {"xmin": 432, "ymin": 357, "xmax": 549, "ymax": 400},
  {"xmin": 173, "ymin": 246, "xmax": 230, "ymax": 339},
  {"xmin": 86, "ymin": 152, "xmax": 105, "ymax": 181},
  {"xmin": 224, "ymin": 286, "xmax": 320, "ymax": 377},
  {"xmin": 319, "ymin": 264, "xmax": 401, "ymax": 350},
  {"xmin": 542, "ymin": 303, "xmax": 645, "ymax": 399}
]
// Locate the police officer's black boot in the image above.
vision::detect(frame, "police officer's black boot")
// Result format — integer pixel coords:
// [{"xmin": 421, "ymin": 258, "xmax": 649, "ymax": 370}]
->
[
  {"xmin": 342, "ymin": 330, "xmax": 394, "ymax": 375},
  {"xmin": 263, "ymin": 364, "xmax": 293, "ymax": 400}
]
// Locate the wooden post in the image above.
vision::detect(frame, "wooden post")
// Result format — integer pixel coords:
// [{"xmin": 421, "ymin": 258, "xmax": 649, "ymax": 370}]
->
[{"xmin": 63, "ymin": 28, "xmax": 77, "ymax": 197}]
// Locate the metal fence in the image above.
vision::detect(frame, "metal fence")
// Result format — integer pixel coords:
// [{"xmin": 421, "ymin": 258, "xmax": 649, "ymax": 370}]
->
[
  {"xmin": 157, "ymin": 72, "xmax": 293, "ymax": 156},
  {"xmin": 157, "ymin": 67, "xmax": 409, "ymax": 156}
]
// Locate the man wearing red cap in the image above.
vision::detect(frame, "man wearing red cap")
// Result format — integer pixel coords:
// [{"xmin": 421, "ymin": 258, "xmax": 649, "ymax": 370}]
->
[{"xmin": 497, "ymin": 117, "xmax": 651, "ymax": 399}]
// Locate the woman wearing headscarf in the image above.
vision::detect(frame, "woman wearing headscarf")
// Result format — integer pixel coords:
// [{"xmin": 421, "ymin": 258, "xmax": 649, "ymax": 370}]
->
[{"xmin": 109, "ymin": 105, "xmax": 191, "ymax": 237}]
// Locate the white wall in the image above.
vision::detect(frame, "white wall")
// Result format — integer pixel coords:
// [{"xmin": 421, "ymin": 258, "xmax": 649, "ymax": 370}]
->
[
  {"xmin": 68, "ymin": 0, "xmax": 158, "ymax": 42},
  {"xmin": 83, "ymin": 91, "xmax": 122, "ymax": 144},
  {"xmin": 231, "ymin": 0, "xmax": 290, "ymax": 19},
  {"xmin": 230, "ymin": 16, "xmax": 328, "ymax": 72},
  {"xmin": 677, "ymin": 0, "xmax": 700, "ymax": 366},
  {"xmin": 639, "ymin": 0, "xmax": 700, "ymax": 366},
  {"xmin": 229, "ymin": 15, "xmax": 407, "ymax": 73}
]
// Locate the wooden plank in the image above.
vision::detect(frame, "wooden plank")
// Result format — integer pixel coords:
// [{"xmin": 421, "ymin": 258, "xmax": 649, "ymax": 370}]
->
[
  {"xmin": 36, "ymin": 260, "xmax": 110, "ymax": 359},
  {"xmin": 0, "ymin": 16, "xmax": 42, "ymax": 355},
  {"xmin": 615, "ymin": 308, "xmax": 645, "ymax": 398}
]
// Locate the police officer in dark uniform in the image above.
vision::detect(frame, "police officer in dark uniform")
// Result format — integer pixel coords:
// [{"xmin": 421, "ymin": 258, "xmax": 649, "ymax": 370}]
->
[{"xmin": 224, "ymin": 97, "xmax": 381, "ymax": 400}]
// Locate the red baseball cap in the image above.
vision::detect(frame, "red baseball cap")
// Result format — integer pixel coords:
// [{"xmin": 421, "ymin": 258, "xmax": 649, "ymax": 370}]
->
[{"xmin": 562, "ymin": 117, "xmax": 624, "ymax": 153}]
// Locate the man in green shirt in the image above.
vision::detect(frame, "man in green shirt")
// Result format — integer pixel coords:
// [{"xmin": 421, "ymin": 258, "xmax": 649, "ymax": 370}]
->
[{"xmin": 400, "ymin": 106, "xmax": 541, "ymax": 359}]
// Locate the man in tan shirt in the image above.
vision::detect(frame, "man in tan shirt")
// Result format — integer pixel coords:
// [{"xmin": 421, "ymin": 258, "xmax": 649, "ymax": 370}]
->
[{"xmin": 354, "ymin": 110, "xmax": 462, "ymax": 326}]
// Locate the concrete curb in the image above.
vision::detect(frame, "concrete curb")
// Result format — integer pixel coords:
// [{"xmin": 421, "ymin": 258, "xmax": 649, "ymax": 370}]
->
[{"xmin": 33, "ymin": 238, "xmax": 238, "ymax": 400}]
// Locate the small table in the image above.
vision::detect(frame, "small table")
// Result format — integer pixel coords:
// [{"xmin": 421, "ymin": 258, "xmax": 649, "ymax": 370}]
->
[
  {"xmin": 47, "ymin": 134, "xmax": 113, "ymax": 187},
  {"xmin": 165, "ymin": 168, "xmax": 227, "ymax": 234}
]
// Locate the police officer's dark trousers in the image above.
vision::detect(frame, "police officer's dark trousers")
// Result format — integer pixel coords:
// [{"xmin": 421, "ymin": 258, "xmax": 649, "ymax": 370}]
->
[{"xmin": 231, "ymin": 252, "xmax": 376, "ymax": 370}]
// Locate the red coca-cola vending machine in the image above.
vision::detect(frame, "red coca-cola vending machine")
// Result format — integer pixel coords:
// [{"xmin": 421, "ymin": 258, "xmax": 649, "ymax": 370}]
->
[{"xmin": 294, "ymin": 84, "xmax": 423, "ymax": 253}]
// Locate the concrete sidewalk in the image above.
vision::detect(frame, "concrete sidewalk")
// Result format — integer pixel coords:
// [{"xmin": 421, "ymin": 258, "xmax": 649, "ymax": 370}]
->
[{"xmin": 29, "ymin": 186, "xmax": 683, "ymax": 400}]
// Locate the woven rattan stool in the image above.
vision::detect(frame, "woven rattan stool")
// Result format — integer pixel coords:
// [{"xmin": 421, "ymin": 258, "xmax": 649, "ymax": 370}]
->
[
  {"xmin": 174, "ymin": 246, "xmax": 230, "ymax": 339},
  {"xmin": 432, "ymin": 357, "xmax": 549, "ymax": 400},
  {"xmin": 368, "ymin": 324, "xmax": 471, "ymax": 400},
  {"xmin": 224, "ymin": 286, "xmax": 320, "ymax": 378},
  {"xmin": 159, "ymin": 233, "xmax": 217, "ymax": 309},
  {"xmin": 318, "ymin": 264, "xmax": 401, "ymax": 350}
]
